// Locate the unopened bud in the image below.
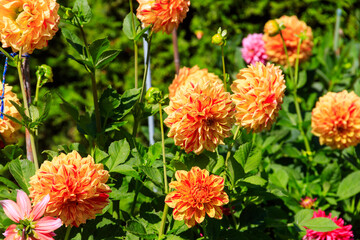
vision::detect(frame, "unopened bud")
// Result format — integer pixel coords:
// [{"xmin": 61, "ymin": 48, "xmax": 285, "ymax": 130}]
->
[
  {"xmin": 195, "ymin": 30, "xmax": 204, "ymax": 40},
  {"xmin": 36, "ymin": 64, "xmax": 53, "ymax": 88},
  {"xmin": 212, "ymin": 27, "xmax": 227, "ymax": 46},
  {"xmin": 264, "ymin": 20, "xmax": 280, "ymax": 37},
  {"xmin": 145, "ymin": 87, "xmax": 162, "ymax": 104}
]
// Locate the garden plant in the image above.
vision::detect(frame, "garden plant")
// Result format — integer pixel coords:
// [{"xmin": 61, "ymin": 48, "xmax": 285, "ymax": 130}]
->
[{"xmin": 0, "ymin": 0, "xmax": 360, "ymax": 239}]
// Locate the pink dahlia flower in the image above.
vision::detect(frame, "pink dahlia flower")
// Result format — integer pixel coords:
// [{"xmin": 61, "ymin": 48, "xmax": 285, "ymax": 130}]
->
[
  {"xmin": 0, "ymin": 190, "xmax": 62, "ymax": 240},
  {"xmin": 241, "ymin": 33, "xmax": 267, "ymax": 65},
  {"xmin": 303, "ymin": 209, "xmax": 353, "ymax": 240}
]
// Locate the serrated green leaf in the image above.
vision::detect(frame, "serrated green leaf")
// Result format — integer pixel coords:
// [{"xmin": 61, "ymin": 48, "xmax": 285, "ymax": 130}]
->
[
  {"xmin": 9, "ymin": 159, "xmax": 35, "ymax": 194},
  {"xmin": 302, "ymin": 217, "xmax": 340, "ymax": 232},
  {"xmin": 93, "ymin": 147, "xmax": 109, "ymax": 164},
  {"xmin": 141, "ymin": 166, "xmax": 163, "ymax": 187},
  {"xmin": 242, "ymin": 175, "xmax": 267, "ymax": 186},
  {"xmin": 337, "ymin": 171, "xmax": 360, "ymax": 199},
  {"xmin": 114, "ymin": 88, "xmax": 141, "ymax": 120},
  {"xmin": 95, "ymin": 50, "xmax": 120, "ymax": 69},
  {"xmin": 294, "ymin": 209, "xmax": 314, "ymax": 229},
  {"xmin": 0, "ymin": 176, "xmax": 19, "ymax": 190},
  {"xmin": 134, "ymin": 25, "xmax": 151, "ymax": 41},
  {"xmin": 73, "ymin": 0, "xmax": 92, "ymax": 24},
  {"xmin": 89, "ymin": 38, "xmax": 110, "ymax": 65},
  {"xmin": 170, "ymin": 160, "xmax": 188, "ymax": 171},
  {"xmin": 1, "ymin": 145, "xmax": 23, "ymax": 161},
  {"xmin": 106, "ymin": 139, "xmax": 130, "ymax": 172},
  {"xmin": 99, "ymin": 87, "xmax": 121, "ymax": 118},
  {"xmin": 111, "ymin": 164, "xmax": 140, "ymax": 180}
]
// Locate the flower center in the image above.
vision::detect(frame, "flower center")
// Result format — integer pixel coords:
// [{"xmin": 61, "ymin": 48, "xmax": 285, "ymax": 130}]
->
[
  {"xmin": 191, "ymin": 185, "xmax": 210, "ymax": 203},
  {"xmin": 16, "ymin": 218, "xmax": 37, "ymax": 239},
  {"xmin": 205, "ymin": 118, "xmax": 215, "ymax": 126}
]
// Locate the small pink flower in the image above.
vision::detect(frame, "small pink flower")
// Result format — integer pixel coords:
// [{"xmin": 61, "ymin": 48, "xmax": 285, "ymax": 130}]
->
[
  {"xmin": 241, "ymin": 33, "xmax": 267, "ymax": 65},
  {"xmin": 300, "ymin": 197, "xmax": 317, "ymax": 209},
  {"xmin": 0, "ymin": 190, "xmax": 62, "ymax": 240},
  {"xmin": 303, "ymin": 209, "xmax": 353, "ymax": 240}
]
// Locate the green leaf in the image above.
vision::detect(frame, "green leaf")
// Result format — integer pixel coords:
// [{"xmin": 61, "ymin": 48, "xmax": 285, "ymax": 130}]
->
[
  {"xmin": 29, "ymin": 105, "xmax": 40, "ymax": 122},
  {"xmin": 297, "ymin": 70, "xmax": 307, "ymax": 89},
  {"xmin": 234, "ymin": 142, "xmax": 252, "ymax": 167},
  {"xmin": 269, "ymin": 168, "xmax": 288, "ymax": 189},
  {"xmin": 234, "ymin": 142, "xmax": 262, "ymax": 173},
  {"xmin": 302, "ymin": 217, "xmax": 340, "ymax": 232},
  {"xmin": 105, "ymin": 121, "xmax": 127, "ymax": 132},
  {"xmin": 57, "ymin": 92, "xmax": 80, "ymax": 121},
  {"xmin": 354, "ymin": 78, "xmax": 360, "ymax": 96},
  {"xmin": 134, "ymin": 25, "xmax": 151, "ymax": 41},
  {"xmin": 89, "ymin": 38, "xmax": 110, "ymax": 65},
  {"xmin": 0, "ymin": 176, "xmax": 19, "ymax": 190},
  {"xmin": 114, "ymin": 88, "xmax": 141, "ymax": 120},
  {"xmin": 95, "ymin": 50, "xmax": 121, "ymax": 69},
  {"xmin": 123, "ymin": 13, "xmax": 139, "ymax": 40},
  {"xmin": 93, "ymin": 147, "xmax": 109, "ymax": 164},
  {"xmin": 242, "ymin": 175, "xmax": 267, "ymax": 186},
  {"xmin": 170, "ymin": 160, "xmax": 188, "ymax": 171},
  {"xmin": 111, "ymin": 164, "xmax": 140, "ymax": 180},
  {"xmin": 141, "ymin": 166, "xmax": 163, "ymax": 187},
  {"xmin": 73, "ymin": 0, "xmax": 92, "ymax": 24},
  {"xmin": 61, "ymin": 28, "xmax": 84, "ymax": 55},
  {"xmin": 9, "ymin": 159, "xmax": 35, "ymax": 194},
  {"xmin": 126, "ymin": 220, "xmax": 147, "ymax": 236},
  {"xmin": 1, "ymin": 145, "xmax": 23, "ymax": 161},
  {"xmin": 147, "ymin": 142, "xmax": 162, "ymax": 164},
  {"xmin": 294, "ymin": 209, "xmax": 314, "ymax": 232},
  {"xmin": 99, "ymin": 87, "xmax": 121, "ymax": 118},
  {"xmin": 106, "ymin": 139, "xmax": 130, "ymax": 172},
  {"xmin": 337, "ymin": 171, "xmax": 360, "ymax": 199}
]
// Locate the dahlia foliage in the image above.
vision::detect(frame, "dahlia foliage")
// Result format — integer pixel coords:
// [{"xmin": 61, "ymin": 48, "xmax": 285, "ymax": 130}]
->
[
  {"xmin": 0, "ymin": 0, "xmax": 60, "ymax": 54},
  {"xmin": 165, "ymin": 167, "xmax": 229, "ymax": 227}
]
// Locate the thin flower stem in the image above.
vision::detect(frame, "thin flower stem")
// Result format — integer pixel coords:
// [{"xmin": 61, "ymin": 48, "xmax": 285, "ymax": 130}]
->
[
  {"xmin": 172, "ymin": 29, "xmax": 180, "ymax": 74},
  {"xmin": 133, "ymin": 32, "xmax": 153, "ymax": 137},
  {"xmin": 129, "ymin": 0, "xmax": 139, "ymax": 88},
  {"xmin": 0, "ymin": 47, "xmax": 14, "ymax": 61},
  {"xmin": 221, "ymin": 46, "xmax": 227, "ymax": 91},
  {"xmin": 158, "ymin": 103, "xmax": 169, "ymax": 239},
  {"xmin": 16, "ymin": 51, "xmax": 39, "ymax": 169},
  {"xmin": 64, "ymin": 226, "xmax": 72, "ymax": 240},
  {"xmin": 34, "ymin": 74, "xmax": 41, "ymax": 105},
  {"xmin": 225, "ymin": 125, "xmax": 241, "ymax": 168},
  {"xmin": 158, "ymin": 204, "xmax": 169, "ymax": 240},
  {"xmin": 200, "ymin": 222, "xmax": 208, "ymax": 240},
  {"xmin": 279, "ymin": 31, "xmax": 294, "ymax": 82}
]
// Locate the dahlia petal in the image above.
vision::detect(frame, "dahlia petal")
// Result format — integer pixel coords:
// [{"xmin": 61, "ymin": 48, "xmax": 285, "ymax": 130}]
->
[
  {"xmin": 16, "ymin": 190, "xmax": 31, "ymax": 218},
  {"xmin": 3, "ymin": 224, "xmax": 18, "ymax": 239},
  {"xmin": 35, "ymin": 232, "xmax": 56, "ymax": 240},
  {"xmin": 35, "ymin": 216, "xmax": 62, "ymax": 233},
  {"xmin": 31, "ymin": 194, "xmax": 50, "ymax": 220},
  {"xmin": 194, "ymin": 208, "xmax": 205, "ymax": 224},
  {"xmin": 204, "ymin": 203, "xmax": 215, "ymax": 218},
  {"xmin": 184, "ymin": 217, "xmax": 196, "ymax": 228},
  {"xmin": 0, "ymin": 199, "xmax": 22, "ymax": 222}
]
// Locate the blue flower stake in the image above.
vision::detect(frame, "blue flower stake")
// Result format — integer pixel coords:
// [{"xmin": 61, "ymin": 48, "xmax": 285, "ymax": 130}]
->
[{"xmin": 0, "ymin": 54, "xmax": 9, "ymax": 120}]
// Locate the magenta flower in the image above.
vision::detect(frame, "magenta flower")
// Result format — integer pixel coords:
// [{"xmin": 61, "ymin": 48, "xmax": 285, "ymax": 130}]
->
[
  {"xmin": 0, "ymin": 190, "xmax": 62, "ymax": 240},
  {"xmin": 241, "ymin": 33, "xmax": 267, "ymax": 65},
  {"xmin": 303, "ymin": 210, "xmax": 353, "ymax": 240}
]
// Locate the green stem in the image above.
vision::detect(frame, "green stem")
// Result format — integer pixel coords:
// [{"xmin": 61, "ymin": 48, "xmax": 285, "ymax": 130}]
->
[
  {"xmin": 34, "ymin": 75, "xmax": 41, "ymax": 105},
  {"xmin": 133, "ymin": 32, "xmax": 153, "ymax": 137},
  {"xmin": 0, "ymin": 47, "xmax": 14, "ymax": 61},
  {"xmin": 221, "ymin": 46, "xmax": 227, "ymax": 91},
  {"xmin": 64, "ymin": 226, "xmax": 72, "ymax": 240},
  {"xmin": 228, "ymin": 201, "xmax": 238, "ymax": 230},
  {"xmin": 294, "ymin": 39, "xmax": 302, "ymax": 87},
  {"xmin": 158, "ymin": 204, "xmax": 169, "ymax": 240},
  {"xmin": 200, "ymin": 221, "xmax": 208, "ymax": 239},
  {"xmin": 225, "ymin": 125, "xmax": 241, "ymax": 168},
  {"xmin": 129, "ymin": 0, "xmax": 139, "ymax": 88},
  {"xmin": 130, "ymin": 179, "xmax": 143, "ymax": 215},
  {"xmin": 16, "ymin": 51, "xmax": 39, "ymax": 169},
  {"xmin": 279, "ymin": 31, "xmax": 294, "ymax": 82}
]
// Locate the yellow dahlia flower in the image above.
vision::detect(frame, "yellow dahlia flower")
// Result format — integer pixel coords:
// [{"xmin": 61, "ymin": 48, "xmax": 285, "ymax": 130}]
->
[
  {"xmin": 0, "ymin": 84, "xmax": 22, "ymax": 145},
  {"xmin": 263, "ymin": 15, "xmax": 313, "ymax": 67},
  {"xmin": 136, "ymin": 0, "xmax": 190, "ymax": 34},
  {"xmin": 168, "ymin": 66, "xmax": 223, "ymax": 99},
  {"xmin": 165, "ymin": 167, "xmax": 229, "ymax": 227},
  {"xmin": 311, "ymin": 90, "xmax": 360, "ymax": 149},
  {"xmin": 29, "ymin": 151, "xmax": 111, "ymax": 227},
  {"xmin": 164, "ymin": 77, "xmax": 235, "ymax": 154},
  {"xmin": 231, "ymin": 62, "xmax": 285, "ymax": 133},
  {"xmin": 0, "ymin": 0, "xmax": 60, "ymax": 54}
]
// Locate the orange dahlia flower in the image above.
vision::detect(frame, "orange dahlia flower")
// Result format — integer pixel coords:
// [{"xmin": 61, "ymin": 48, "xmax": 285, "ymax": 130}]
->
[
  {"xmin": 311, "ymin": 90, "xmax": 360, "ymax": 149},
  {"xmin": 164, "ymin": 77, "xmax": 235, "ymax": 154},
  {"xmin": 29, "ymin": 151, "xmax": 111, "ymax": 227},
  {"xmin": 0, "ymin": 0, "xmax": 60, "ymax": 54},
  {"xmin": 136, "ymin": 0, "xmax": 190, "ymax": 34},
  {"xmin": 231, "ymin": 62, "xmax": 285, "ymax": 133},
  {"xmin": 168, "ymin": 65, "xmax": 223, "ymax": 99},
  {"xmin": 0, "ymin": 84, "xmax": 22, "ymax": 145},
  {"xmin": 263, "ymin": 15, "xmax": 313, "ymax": 67},
  {"xmin": 165, "ymin": 167, "xmax": 229, "ymax": 227}
]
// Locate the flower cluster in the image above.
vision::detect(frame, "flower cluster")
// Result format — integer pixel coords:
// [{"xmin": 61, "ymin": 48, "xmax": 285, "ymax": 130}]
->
[
  {"xmin": 29, "ymin": 151, "xmax": 111, "ymax": 227},
  {"xmin": 303, "ymin": 210, "xmax": 353, "ymax": 240},
  {"xmin": 168, "ymin": 66, "xmax": 223, "ymax": 99},
  {"xmin": 311, "ymin": 90, "xmax": 360, "ymax": 149},
  {"xmin": 0, "ymin": 0, "xmax": 60, "ymax": 54},
  {"xmin": 263, "ymin": 15, "xmax": 313, "ymax": 67},
  {"xmin": 231, "ymin": 62, "xmax": 285, "ymax": 133},
  {"xmin": 0, "ymin": 190, "xmax": 62, "ymax": 240},
  {"xmin": 165, "ymin": 76, "xmax": 235, "ymax": 154},
  {"xmin": 0, "ymin": 84, "xmax": 22, "ymax": 145},
  {"xmin": 241, "ymin": 33, "xmax": 267, "ymax": 65},
  {"xmin": 165, "ymin": 167, "xmax": 229, "ymax": 227},
  {"xmin": 136, "ymin": 0, "xmax": 190, "ymax": 34}
]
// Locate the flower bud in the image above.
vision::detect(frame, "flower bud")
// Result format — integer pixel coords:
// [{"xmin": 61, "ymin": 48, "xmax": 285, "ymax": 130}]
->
[
  {"xmin": 195, "ymin": 30, "xmax": 204, "ymax": 40},
  {"xmin": 145, "ymin": 87, "xmax": 162, "ymax": 104},
  {"xmin": 212, "ymin": 27, "xmax": 227, "ymax": 46},
  {"xmin": 36, "ymin": 64, "xmax": 53, "ymax": 88},
  {"xmin": 264, "ymin": 20, "xmax": 280, "ymax": 37}
]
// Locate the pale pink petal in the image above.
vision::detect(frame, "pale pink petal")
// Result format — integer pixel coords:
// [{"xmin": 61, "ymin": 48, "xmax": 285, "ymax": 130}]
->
[
  {"xmin": 35, "ymin": 232, "xmax": 56, "ymax": 240},
  {"xmin": 0, "ymin": 200, "xmax": 22, "ymax": 222},
  {"xmin": 16, "ymin": 190, "xmax": 31, "ymax": 218},
  {"xmin": 3, "ymin": 224, "xmax": 17, "ymax": 239},
  {"xmin": 31, "ymin": 194, "xmax": 50, "ymax": 220},
  {"xmin": 35, "ymin": 216, "xmax": 62, "ymax": 233}
]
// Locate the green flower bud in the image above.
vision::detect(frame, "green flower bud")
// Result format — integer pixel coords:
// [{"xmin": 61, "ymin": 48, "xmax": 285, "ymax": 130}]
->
[
  {"xmin": 212, "ymin": 27, "xmax": 227, "ymax": 46},
  {"xmin": 145, "ymin": 87, "xmax": 162, "ymax": 104},
  {"xmin": 36, "ymin": 64, "xmax": 53, "ymax": 88}
]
